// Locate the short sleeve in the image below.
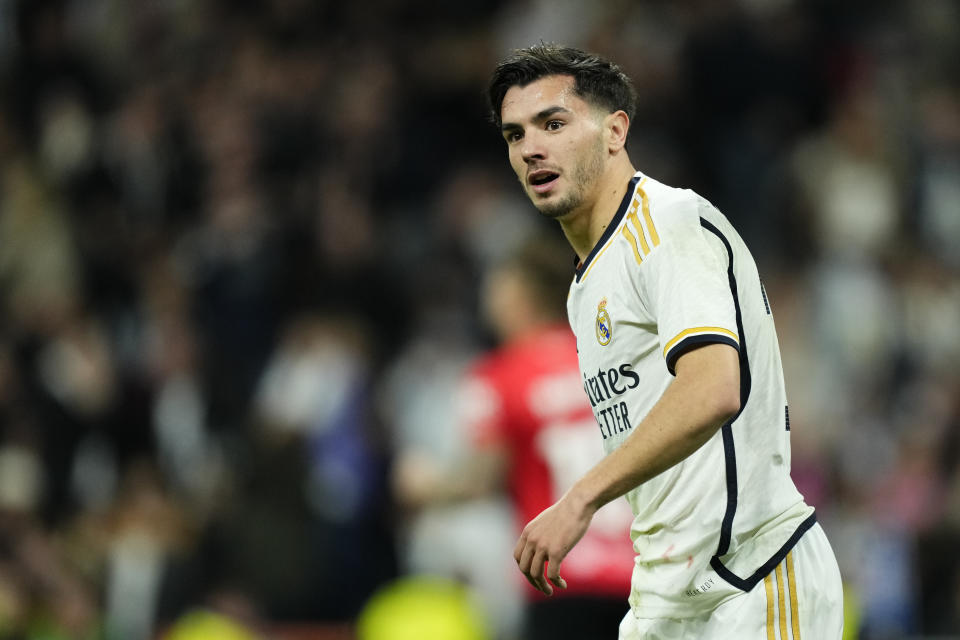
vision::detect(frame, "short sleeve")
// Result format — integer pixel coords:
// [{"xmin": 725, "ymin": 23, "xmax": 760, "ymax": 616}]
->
[{"xmin": 639, "ymin": 198, "xmax": 740, "ymax": 375}]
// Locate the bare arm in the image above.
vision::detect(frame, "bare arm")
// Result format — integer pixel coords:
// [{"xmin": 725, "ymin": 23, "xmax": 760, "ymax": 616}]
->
[
  {"xmin": 393, "ymin": 445, "xmax": 509, "ymax": 509},
  {"xmin": 514, "ymin": 342, "xmax": 741, "ymax": 595}
]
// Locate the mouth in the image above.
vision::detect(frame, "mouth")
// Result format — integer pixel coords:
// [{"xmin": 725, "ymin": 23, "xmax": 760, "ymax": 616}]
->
[{"xmin": 528, "ymin": 170, "xmax": 560, "ymax": 194}]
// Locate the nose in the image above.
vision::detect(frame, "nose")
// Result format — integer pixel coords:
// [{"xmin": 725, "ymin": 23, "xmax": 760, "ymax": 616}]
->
[{"xmin": 520, "ymin": 131, "xmax": 545, "ymax": 164}]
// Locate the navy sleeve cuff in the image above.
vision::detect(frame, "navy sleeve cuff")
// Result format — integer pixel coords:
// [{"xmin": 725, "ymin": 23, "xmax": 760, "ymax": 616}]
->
[{"xmin": 665, "ymin": 334, "xmax": 740, "ymax": 376}]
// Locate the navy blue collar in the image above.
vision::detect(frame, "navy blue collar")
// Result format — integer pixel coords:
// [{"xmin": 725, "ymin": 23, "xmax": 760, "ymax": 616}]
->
[{"xmin": 574, "ymin": 174, "xmax": 641, "ymax": 282}]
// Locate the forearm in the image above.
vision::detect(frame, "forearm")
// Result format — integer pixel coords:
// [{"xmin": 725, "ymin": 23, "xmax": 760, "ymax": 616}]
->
[
  {"xmin": 437, "ymin": 450, "xmax": 506, "ymax": 502},
  {"xmin": 569, "ymin": 343, "xmax": 740, "ymax": 513},
  {"xmin": 394, "ymin": 446, "xmax": 507, "ymax": 508}
]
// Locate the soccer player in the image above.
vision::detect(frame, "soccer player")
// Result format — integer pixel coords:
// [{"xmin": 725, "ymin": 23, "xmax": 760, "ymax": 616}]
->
[
  {"xmin": 485, "ymin": 44, "xmax": 843, "ymax": 638},
  {"xmin": 395, "ymin": 237, "xmax": 635, "ymax": 639}
]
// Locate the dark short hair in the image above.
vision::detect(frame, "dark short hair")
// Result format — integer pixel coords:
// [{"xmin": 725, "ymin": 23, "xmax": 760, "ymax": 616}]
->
[{"xmin": 486, "ymin": 44, "xmax": 638, "ymax": 129}]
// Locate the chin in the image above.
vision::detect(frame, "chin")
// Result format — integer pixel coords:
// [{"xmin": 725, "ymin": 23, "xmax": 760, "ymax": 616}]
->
[
  {"xmin": 537, "ymin": 206, "xmax": 569, "ymax": 220},
  {"xmin": 536, "ymin": 196, "xmax": 579, "ymax": 220}
]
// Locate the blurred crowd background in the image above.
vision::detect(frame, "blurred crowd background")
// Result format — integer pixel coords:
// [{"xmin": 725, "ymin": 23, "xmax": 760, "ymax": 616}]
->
[{"xmin": 0, "ymin": 0, "xmax": 959, "ymax": 638}]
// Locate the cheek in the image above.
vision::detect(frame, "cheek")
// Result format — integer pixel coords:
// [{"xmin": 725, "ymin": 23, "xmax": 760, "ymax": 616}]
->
[
  {"xmin": 508, "ymin": 150, "xmax": 525, "ymax": 177},
  {"xmin": 568, "ymin": 134, "xmax": 601, "ymax": 173},
  {"xmin": 564, "ymin": 132, "xmax": 590, "ymax": 157}
]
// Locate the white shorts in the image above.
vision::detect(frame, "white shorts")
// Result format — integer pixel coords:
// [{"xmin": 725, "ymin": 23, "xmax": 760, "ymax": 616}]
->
[{"xmin": 618, "ymin": 523, "xmax": 843, "ymax": 640}]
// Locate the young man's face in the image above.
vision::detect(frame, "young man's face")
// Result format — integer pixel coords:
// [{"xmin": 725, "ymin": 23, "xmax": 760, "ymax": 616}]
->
[{"xmin": 499, "ymin": 74, "xmax": 607, "ymax": 220}]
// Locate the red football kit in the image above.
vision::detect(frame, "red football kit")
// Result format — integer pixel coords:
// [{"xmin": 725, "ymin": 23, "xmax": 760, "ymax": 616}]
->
[{"xmin": 459, "ymin": 325, "xmax": 634, "ymax": 599}]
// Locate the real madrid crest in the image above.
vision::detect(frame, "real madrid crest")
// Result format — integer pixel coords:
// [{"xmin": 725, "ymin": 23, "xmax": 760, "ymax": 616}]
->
[{"xmin": 595, "ymin": 298, "xmax": 612, "ymax": 346}]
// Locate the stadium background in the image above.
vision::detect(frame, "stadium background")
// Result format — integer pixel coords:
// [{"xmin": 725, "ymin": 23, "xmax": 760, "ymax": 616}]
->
[{"xmin": 0, "ymin": 0, "xmax": 958, "ymax": 638}]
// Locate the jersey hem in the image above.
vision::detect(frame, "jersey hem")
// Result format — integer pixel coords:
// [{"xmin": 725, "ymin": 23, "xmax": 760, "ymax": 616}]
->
[{"xmin": 709, "ymin": 511, "xmax": 817, "ymax": 592}]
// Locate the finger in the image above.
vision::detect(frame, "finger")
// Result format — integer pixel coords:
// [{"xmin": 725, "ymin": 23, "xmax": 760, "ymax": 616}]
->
[
  {"xmin": 513, "ymin": 531, "xmax": 527, "ymax": 565},
  {"xmin": 530, "ymin": 549, "xmax": 552, "ymax": 596},
  {"xmin": 516, "ymin": 543, "xmax": 544, "ymax": 593},
  {"xmin": 517, "ymin": 537, "xmax": 536, "ymax": 576},
  {"xmin": 545, "ymin": 553, "xmax": 567, "ymax": 589},
  {"xmin": 520, "ymin": 568, "xmax": 540, "ymax": 592},
  {"xmin": 546, "ymin": 559, "xmax": 568, "ymax": 590}
]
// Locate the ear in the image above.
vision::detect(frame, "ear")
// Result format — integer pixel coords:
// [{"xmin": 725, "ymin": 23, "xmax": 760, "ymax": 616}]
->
[{"xmin": 604, "ymin": 110, "xmax": 630, "ymax": 153}]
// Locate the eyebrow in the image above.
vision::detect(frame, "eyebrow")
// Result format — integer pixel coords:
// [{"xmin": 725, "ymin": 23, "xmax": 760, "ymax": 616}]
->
[{"xmin": 501, "ymin": 105, "xmax": 572, "ymax": 133}]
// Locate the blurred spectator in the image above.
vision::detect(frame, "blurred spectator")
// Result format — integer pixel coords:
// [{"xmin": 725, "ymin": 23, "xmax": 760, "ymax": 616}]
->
[
  {"xmin": 0, "ymin": 158, "xmax": 81, "ymax": 335},
  {"xmin": 378, "ymin": 260, "xmax": 518, "ymax": 639},
  {"xmin": 790, "ymin": 77, "xmax": 904, "ymax": 264},
  {"xmin": 915, "ymin": 87, "xmax": 960, "ymax": 270},
  {"xmin": 219, "ymin": 313, "xmax": 397, "ymax": 621}
]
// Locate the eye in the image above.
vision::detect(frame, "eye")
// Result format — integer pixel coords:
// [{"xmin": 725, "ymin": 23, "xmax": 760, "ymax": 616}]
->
[
  {"xmin": 546, "ymin": 120, "xmax": 564, "ymax": 131},
  {"xmin": 505, "ymin": 130, "xmax": 523, "ymax": 143}
]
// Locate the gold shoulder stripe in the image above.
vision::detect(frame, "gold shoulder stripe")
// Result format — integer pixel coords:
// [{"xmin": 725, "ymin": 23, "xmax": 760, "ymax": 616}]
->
[
  {"xmin": 626, "ymin": 200, "xmax": 651, "ymax": 256},
  {"xmin": 776, "ymin": 564, "xmax": 788, "ymax": 640},
  {"xmin": 637, "ymin": 181, "xmax": 660, "ymax": 247},
  {"xmin": 621, "ymin": 223, "xmax": 644, "ymax": 265},
  {"xmin": 583, "ymin": 177, "xmax": 657, "ymax": 281},
  {"xmin": 764, "ymin": 573, "xmax": 776, "ymax": 640},
  {"xmin": 787, "ymin": 552, "xmax": 802, "ymax": 640},
  {"xmin": 662, "ymin": 326, "xmax": 739, "ymax": 357}
]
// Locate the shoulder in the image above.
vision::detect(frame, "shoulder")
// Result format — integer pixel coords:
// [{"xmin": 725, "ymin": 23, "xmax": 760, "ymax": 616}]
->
[
  {"xmin": 638, "ymin": 176, "xmax": 709, "ymax": 236},
  {"xmin": 464, "ymin": 335, "xmax": 552, "ymax": 390},
  {"xmin": 466, "ymin": 348, "xmax": 508, "ymax": 384},
  {"xmin": 618, "ymin": 176, "xmax": 719, "ymax": 267}
]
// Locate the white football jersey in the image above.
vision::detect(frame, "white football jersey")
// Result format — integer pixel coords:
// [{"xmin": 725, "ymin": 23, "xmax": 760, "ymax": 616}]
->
[{"xmin": 567, "ymin": 172, "xmax": 816, "ymax": 618}]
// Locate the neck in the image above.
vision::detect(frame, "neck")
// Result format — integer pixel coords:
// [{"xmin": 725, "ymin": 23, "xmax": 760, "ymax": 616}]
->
[{"xmin": 558, "ymin": 157, "xmax": 637, "ymax": 263}]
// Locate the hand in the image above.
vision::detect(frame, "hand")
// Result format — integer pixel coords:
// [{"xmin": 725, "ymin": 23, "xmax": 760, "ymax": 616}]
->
[
  {"xmin": 391, "ymin": 451, "xmax": 442, "ymax": 509},
  {"xmin": 513, "ymin": 492, "xmax": 595, "ymax": 595}
]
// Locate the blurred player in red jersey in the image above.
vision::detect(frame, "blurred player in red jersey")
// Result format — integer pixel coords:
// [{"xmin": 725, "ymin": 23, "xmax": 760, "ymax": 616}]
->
[{"xmin": 395, "ymin": 237, "xmax": 633, "ymax": 640}]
